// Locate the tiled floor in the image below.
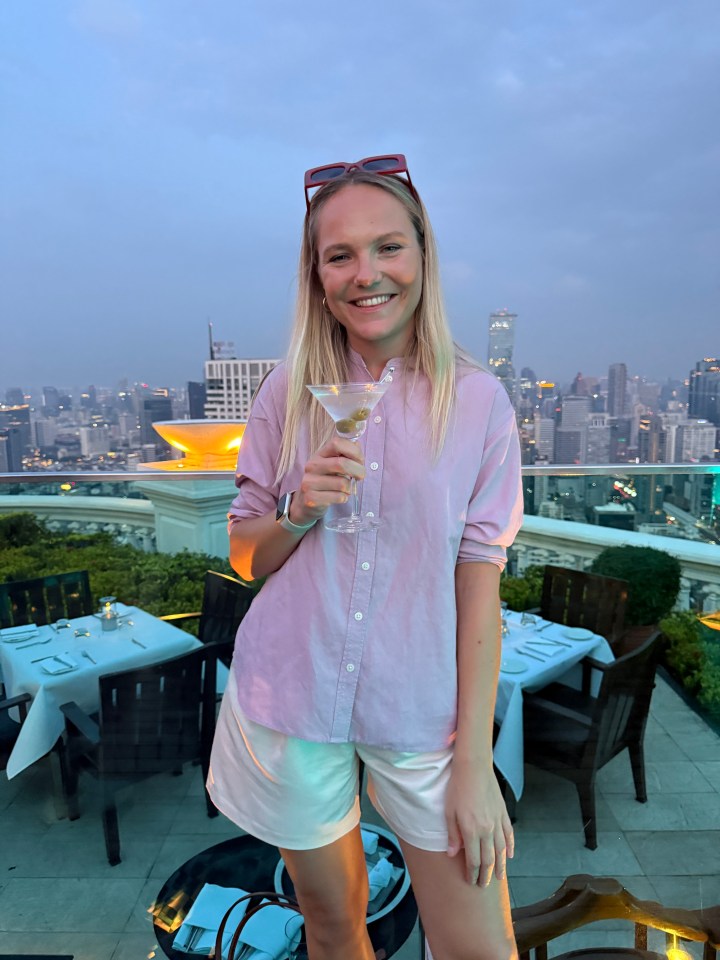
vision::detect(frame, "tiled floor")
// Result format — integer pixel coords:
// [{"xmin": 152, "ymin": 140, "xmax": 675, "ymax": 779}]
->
[{"xmin": 0, "ymin": 676, "xmax": 718, "ymax": 959}]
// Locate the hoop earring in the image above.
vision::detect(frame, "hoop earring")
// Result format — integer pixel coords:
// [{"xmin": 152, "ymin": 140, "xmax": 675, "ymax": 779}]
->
[{"xmin": 322, "ymin": 296, "xmax": 329, "ymax": 312}]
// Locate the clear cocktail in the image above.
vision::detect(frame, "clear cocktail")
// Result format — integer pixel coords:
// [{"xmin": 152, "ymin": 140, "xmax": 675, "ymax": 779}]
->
[{"xmin": 306, "ymin": 380, "xmax": 391, "ymax": 532}]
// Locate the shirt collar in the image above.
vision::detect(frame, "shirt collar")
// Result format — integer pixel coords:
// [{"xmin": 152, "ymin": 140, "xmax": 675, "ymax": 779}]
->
[{"xmin": 347, "ymin": 345, "xmax": 405, "ymax": 380}]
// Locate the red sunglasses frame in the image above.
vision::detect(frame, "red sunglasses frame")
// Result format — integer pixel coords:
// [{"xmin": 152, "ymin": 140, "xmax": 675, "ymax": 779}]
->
[{"xmin": 304, "ymin": 154, "xmax": 416, "ymax": 208}]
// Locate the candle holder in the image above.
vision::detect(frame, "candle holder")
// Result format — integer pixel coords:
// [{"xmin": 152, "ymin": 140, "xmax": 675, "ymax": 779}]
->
[{"xmin": 98, "ymin": 596, "xmax": 119, "ymax": 632}]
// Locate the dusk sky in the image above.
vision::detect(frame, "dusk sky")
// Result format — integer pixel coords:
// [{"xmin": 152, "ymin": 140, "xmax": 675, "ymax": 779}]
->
[{"xmin": 1, "ymin": 0, "xmax": 718, "ymax": 394}]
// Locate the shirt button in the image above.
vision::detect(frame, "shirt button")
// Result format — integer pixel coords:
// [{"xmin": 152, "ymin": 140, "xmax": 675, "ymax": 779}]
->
[
  {"xmin": 361, "ymin": 562, "xmax": 370, "ymax": 571},
  {"xmin": 354, "ymin": 611, "xmax": 363, "ymax": 621},
  {"xmin": 370, "ymin": 462, "xmax": 379, "ymax": 470},
  {"xmin": 374, "ymin": 415, "xmax": 382, "ymax": 423},
  {"xmin": 366, "ymin": 511, "xmax": 375, "ymax": 518},
  {"xmin": 346, "ymin": 663, "xmax": 355, "ymax": 672}
]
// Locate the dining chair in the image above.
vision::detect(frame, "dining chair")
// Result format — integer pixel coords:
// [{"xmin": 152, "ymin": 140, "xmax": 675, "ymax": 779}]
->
[
  {"xmin": 535, "ymin": 565, "xmax": 629, "ymax": 652},
  {"xmin": 519, "ymin": 631, "xmax": 661, "ymax": 849},
  {"xmin": 512, "ymin": 873, "xmax": 719, "ymax": 960},
  {"xmin": 160, "ymin": 569, "xmax": 254, "ymax": 667},
  {"xmin": 57, "ymin": 644, "xmax": 222, "ymax": 866},
  {"xmin": 0, "ymin": 571, "xmax": 93, "ymax": 629},
  {"xmin": 0, "ymin": 691, "xmax": 31, "ymax": 771}
]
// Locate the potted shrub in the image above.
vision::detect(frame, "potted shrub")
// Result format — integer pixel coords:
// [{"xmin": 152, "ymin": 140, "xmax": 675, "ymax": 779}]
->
[
  {"xmin": 590, "ymin": 545, "xmax": 681, "ymax": 627},
  {"xmin": 659, "ymin": 610, "xmax": 720, "ymax": 732},
  {"xmin": 499, "ymin": 565, "xmax": 543, "ymax": 612}
]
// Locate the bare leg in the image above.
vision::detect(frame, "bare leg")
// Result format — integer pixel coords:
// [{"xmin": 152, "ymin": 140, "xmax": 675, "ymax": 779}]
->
[
  {"xmin": 398, "ymin": 839, "xmax": 517, "ymax": 960},
  {"xmin": 280, "ymin": 825, "xmax": 375, "ymax": 960}
]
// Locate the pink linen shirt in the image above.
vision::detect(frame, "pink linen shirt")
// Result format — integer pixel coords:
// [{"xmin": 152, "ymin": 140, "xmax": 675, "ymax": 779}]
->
[{"xmin": 228, "ymin": 348, "xmax": 524, "ymax": 751}]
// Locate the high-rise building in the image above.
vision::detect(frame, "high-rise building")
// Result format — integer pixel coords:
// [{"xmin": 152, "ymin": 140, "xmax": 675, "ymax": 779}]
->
[
  {"xmin": 561, "ymin": 395, "xmax": 592, "ymax": 430},
  {"xmin": 204, "ymin": 358, "xmax": 280, "ymax": 420},
  {"xmin": 0, "ymin": 427, "xmax": 24, "ymax": 471},
  {"xmin": 676, "ymin": 420, "xmax": 717, "ymax": 462},
  {"xmin": 43, "ymin": 386, "xmax": 60, "ymax": 417},
  {"xmin": 586, "ymin": 413, "xmax": 611, "ymax": 464},
  {"xmin": 533, "ymin": 416, "xmax": 555, "ymax": 461},
  {"xmin": 0, "ymin": 404, "xmax": 31, "ymax": 452},
  {"xmin": 688, "ymin": 358, "xmax": 720, "ymax": 425},
  {"xmin": 554, "ymin": 428, "xmax": 585, "ymax": 464},
  {"xmin": 139, "ymin": 395, "xmax": 173, "ymax": 446},
  {"xmin": 607, "ymin": 363, "xmax": 628, "ymax": 417},
  {"xmin": 638, "ymin": 416, "xmax": 666, "ymax": 464},
  {"xmin": 5, "ymin": 388, "xmax": 24, "ymax": 406},
  {"xmin": 487, "ymin": 309, "xmax": 517, "ymax": 401},
  {"xmin": 187, "ymin": 381, "xmax": 207, "ymax": 419}
]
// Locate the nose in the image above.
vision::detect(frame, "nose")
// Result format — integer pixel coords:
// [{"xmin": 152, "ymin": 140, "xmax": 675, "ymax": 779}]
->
[{"xmin": 354, "ymin": 253, "xmax": 380, "ymax": 288}]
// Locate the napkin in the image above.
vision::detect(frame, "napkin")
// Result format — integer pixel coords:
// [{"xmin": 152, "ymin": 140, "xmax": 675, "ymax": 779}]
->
[
  {"xmin": 232, "ymin": 900, "xmax": 303, "ymax": 960},
  {"xmin": 366, "ymin": 853, "xmax": 404, "ymax": 912},
  {"xmin": 360, "ymin": 828, "xmax": 378, "ymax": 855},
  {"xmin": 40, "ymin": 655, "xmax": 79, "ymax": 675},
  {"xmin": 173, "ymin": 883, "xmax": 250, "ymax": 956},
  {"xmin": 1, "ymin": 624, "xmax": 39, "ymax": 643}
]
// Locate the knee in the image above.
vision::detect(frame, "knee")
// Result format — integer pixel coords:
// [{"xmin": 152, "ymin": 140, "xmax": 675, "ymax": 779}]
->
[{"xmin": 293, "ymin": 876, "xmax": 368, "ymax": 944}]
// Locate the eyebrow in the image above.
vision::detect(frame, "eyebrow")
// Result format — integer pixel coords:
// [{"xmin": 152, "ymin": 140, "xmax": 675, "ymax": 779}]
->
[{"xmin": 321, "ymin": 231, "xmax": 410, "ymax": 258}]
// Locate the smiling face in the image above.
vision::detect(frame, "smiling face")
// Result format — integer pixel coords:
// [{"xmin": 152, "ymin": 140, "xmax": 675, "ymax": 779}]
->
[{"xmin": 314, "ymin": 183, "xmax": 424, "ymax": 374}]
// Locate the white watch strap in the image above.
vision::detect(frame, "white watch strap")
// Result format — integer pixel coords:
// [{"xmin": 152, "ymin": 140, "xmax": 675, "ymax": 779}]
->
[{"xmin": 279, "ymin": 512, "xmax": 317, "ymax": 534}]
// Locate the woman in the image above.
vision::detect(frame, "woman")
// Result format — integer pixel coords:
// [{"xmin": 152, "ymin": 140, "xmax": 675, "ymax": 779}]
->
[{"xmin": 208, "ymin": 155, "xmax": 524, "ymax": 960}]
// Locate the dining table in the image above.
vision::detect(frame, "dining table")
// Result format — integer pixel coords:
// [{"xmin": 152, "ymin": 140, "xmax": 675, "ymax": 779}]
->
[
  {"xmin": 494, "ymin": 609, "xmax": 614, "ymax": 800},
  {"xmin": 0, "ymin": 603, "xmax": 218, "ymax": 780}
]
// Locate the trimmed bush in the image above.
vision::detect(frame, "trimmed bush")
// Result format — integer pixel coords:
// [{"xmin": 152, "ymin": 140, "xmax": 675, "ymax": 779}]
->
[{"xmin": 590, "ymin": 545, "xmax": 681, "ymax": 626}]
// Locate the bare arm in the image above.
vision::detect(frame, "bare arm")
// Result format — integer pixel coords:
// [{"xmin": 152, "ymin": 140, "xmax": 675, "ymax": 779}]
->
[
  {"xmin": 445, "ymin": 561, "xmax": 514, "ymax": 885},
  {"xmin": 229, "ymin": 436, "xmax": 365, "ymax": 581}
]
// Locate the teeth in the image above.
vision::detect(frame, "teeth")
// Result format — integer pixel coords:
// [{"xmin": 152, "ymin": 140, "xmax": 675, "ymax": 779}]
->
[{"xmin": 354, "ymin": 295, "xmax": 392, "ymax": 307}]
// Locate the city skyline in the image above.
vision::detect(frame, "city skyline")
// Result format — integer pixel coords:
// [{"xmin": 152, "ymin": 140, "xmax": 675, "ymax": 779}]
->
[{"xmin": 1, "ymin": 1, "xmax": 718, "ymax": 388}]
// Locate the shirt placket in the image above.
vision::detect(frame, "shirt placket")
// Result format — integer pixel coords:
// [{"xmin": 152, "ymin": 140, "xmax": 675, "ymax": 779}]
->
[{"xmin": 330, "ymin": 396, "xmax": 387, "ymax": 741}]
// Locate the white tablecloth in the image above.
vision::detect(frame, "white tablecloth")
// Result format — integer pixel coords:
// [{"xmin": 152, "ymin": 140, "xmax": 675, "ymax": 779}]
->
[
  {"xmin": 1, "ymin": 604, "xmax": 208, "ymax": 779},
  {"xmin": 493, "ymin": 611, "xmax": 614, "ymax": 800}
]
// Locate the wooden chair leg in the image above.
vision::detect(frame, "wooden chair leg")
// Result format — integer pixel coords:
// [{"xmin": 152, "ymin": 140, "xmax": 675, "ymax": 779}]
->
[
  {"xmin": 629, "ymin": 742, "xmax": 648, "ymax": 803},
  {"xmin": 56, "ymin": 740, "xmax": 80, "ymax": 821},
  {"xmin": 102, "ymin": 788, "xmax": 121, "ymax": 866},
  {"xmin": 577, "ymin": 779, "xmax": 597, "ymax": 850}
]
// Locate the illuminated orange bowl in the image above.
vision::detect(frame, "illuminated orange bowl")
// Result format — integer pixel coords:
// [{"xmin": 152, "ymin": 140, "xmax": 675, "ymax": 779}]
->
[{"xmin": 151, "ymin": 420, "xmax": 246, "ymax": 469}]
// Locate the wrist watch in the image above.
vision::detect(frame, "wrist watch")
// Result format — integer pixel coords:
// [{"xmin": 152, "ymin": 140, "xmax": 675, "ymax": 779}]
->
[{"xmin": 276, "ymin": 491, "xmax": 317, "ymax": 534}]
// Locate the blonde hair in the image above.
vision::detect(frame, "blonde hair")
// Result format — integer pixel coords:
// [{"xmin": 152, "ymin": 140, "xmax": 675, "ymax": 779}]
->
[{"xmin": 276, "ymin": 170, "xmax": 465, "ymax": 482}]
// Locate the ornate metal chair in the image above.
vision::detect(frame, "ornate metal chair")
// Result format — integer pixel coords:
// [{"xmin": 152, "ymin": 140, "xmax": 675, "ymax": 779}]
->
[{"xmin": 512, "ymin": 874, "xmax": 719, "ymax": 960}]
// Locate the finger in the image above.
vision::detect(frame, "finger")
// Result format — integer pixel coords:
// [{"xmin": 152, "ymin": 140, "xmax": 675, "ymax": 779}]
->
[
  {"xmin": 463, "ymin": 838, "xmax": 481, "ymax": 886},
  {"xmin": 323, "ymin": 437, "xmax": 365, "ymax": 462},
  {"xmin": 445, "ymin": 816, "xmax": 462, "ymax": 858},
  {"xmin": 477, "ymin": 835, "xmax": 495, "ymax": 888},
  {"xmin": 503, "ymin": 814, "xmax": 515, "ymax": 860},
  {"xmin": 494, "ymin": 833, "xmax": 507, "ymax": 881}
]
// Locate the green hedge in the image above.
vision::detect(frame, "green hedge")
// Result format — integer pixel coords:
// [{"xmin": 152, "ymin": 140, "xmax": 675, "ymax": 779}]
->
[
  {"xmin": 660, "ymin": 611, "xmax": 720, "ymax": 722},
  {"xmin": 590, "ymin": 545, "xmax": 681, "ymax": 626},
  {"xmin": 0, "ymin": 512, "xmax": 237, "ymax": 627}
]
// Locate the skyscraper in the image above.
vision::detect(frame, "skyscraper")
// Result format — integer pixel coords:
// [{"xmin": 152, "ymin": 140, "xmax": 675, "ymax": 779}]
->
[
  {"xmin": 487, "ymin": 309, "xmax": 517, "ymax": 401},
  {"xmin": 607, "ymin": 363, "xmax": 627, "ymax": 417},
  {"xmin": 688, "ymin": 358, "xmax": 720, "ymax": 425},
  {"xmin": 204, "ymin": 358, "xmax": 279, "ymax": 420}
]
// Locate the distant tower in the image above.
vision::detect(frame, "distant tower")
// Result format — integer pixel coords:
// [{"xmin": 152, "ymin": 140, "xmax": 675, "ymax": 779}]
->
[
  {"xmin": 487, "ymin": 309, "xmax": 517, "ymax": 401},
  {"xmin": 607, "ymin": 363, "xmax": 627, "ymax": 417},
  {"xmin": 688, "ymin": 358, "xmax": 720, "ymax": 425}
]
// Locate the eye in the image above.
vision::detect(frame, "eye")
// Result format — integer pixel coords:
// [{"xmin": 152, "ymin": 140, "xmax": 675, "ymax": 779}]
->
[
  {"xmin": 327, "ymin": 252, "xmax": 350, "ymax": 264},
  {"xmin": 380, "ymin": 243, "xmax": 402, "ymax": 254}
]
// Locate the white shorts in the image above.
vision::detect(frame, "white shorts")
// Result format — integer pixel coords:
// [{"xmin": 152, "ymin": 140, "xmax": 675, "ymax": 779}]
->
[{"xmin": 207, "ymin": 669, "xmax": 453, "ymax": 852}]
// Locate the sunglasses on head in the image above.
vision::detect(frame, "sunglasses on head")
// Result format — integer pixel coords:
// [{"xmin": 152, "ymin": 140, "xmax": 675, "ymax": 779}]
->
[{"xmin": 304, "ymin": 154, "xmax": 416, "ymax": 209}]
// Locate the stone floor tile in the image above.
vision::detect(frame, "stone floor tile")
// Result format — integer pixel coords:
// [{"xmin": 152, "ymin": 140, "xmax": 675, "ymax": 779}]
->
[
  {"xmin": 694, "ymin": 761, "xmax": 720, "ymax": 791},
  {"xmin": 648, "ymin": 874, "xmax": 720, "ymax": 908},
  {"xmin": 598, "ymin": 760, "xmax": 715, "ymax": 795},
  {"xmin": 170, "ymin": 804, "xmax": 245, "ymax": 835},
  {"xmin": 603, "ymin": 793, "xmax": 688, "ymax": 830},
  {"xmin": 678, "ymin": 792, "xmax": 720, "ymax": 829},
  {"xmin": 111, "ymin": 930, "xmax": 165, "ymax": 959},
  {"xmin": 509, "ymin": 875, "xmax": 575, "ymax": 907},
  {"xmin": 123, "ymin": 877, "xmax": 168, "ymax": 933},
  {"xmin": 668, "ymin": 733, "xmax": 720, "ymax": 763},
  {"xmin": 0, "ymin": 931, "xmax": 120, "ymax": 960},
  {"xmin": 148, "ymin": 832, "xmax": 241, "ymax": 880},
  {"xmin": 625, "ymin": 831, "xmax": 720, "ymax": 876},
  {"xmin": 0, "ymin": 832, "xmax": 164, "ymax": 878},
  {"xmin": 0, "ymin": 877, "xmax": 144, "ymax": 932},
  {"xmin": 507, "ymin": 832, "xmax": 642, "ymax": 877},
  {"xmin": 645, "ymin": 730, "xmax": 699, "ymax": 763}
]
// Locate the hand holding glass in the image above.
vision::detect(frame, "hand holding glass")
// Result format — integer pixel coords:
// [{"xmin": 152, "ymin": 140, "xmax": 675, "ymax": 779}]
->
[{"xmin": 306, "ymin": 380, "xmax": 390, "ymax": 533}]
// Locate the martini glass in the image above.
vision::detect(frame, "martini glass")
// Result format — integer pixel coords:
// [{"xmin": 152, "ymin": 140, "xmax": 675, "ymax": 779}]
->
[{"xmin": 306, "ymin": 379, "xmax": 391, "ymax": 532}]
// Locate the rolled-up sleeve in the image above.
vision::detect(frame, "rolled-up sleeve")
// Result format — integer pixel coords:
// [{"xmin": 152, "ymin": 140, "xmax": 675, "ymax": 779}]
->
[
  {"xmin": 457, "ymin": 392, "xmax": 524, "ymax": 569},
  {"xmin": 227, "ymin": 375, "xmax": 285, "ymax": 529}
]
